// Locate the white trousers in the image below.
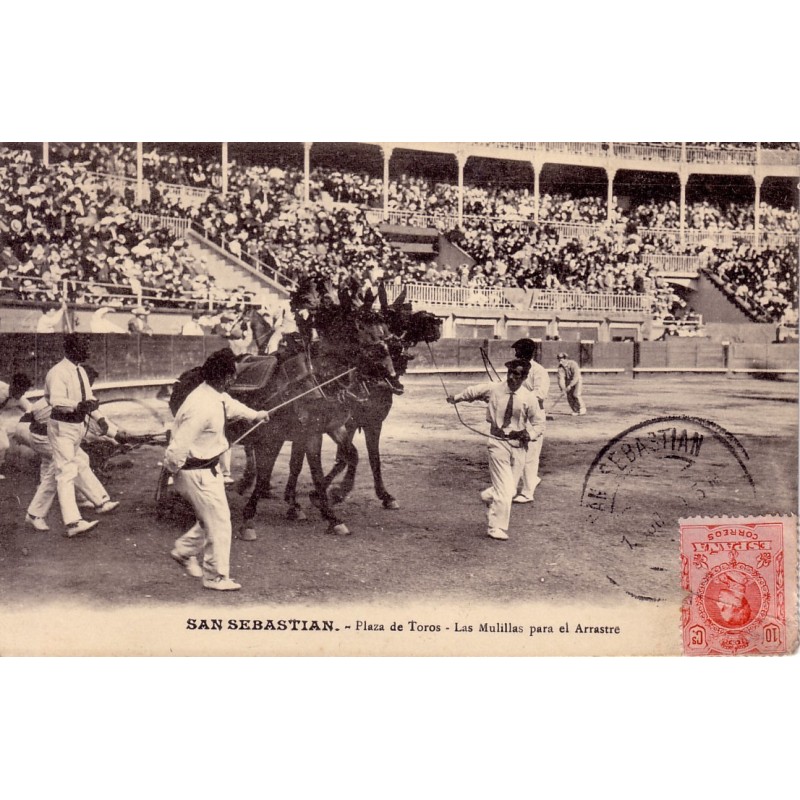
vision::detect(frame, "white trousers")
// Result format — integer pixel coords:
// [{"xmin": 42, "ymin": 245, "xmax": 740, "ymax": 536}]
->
[
  {"xmin": 516, "ymin": 435, "xmax": 544, "ymax": 501},
  {"xmin": 173, "ymin": 468, "xmax": 233, "ymax": 581},
  {"xmin": 49, "ymin": 419, "xmax": 112, "ymax": 526},
  {"xmin": 27, "ymin": 431, "xmax": 109, "ymax": 520},
  {"xmin": 485, "ymin": 440, "xmax": 526, "ymax": 535}
]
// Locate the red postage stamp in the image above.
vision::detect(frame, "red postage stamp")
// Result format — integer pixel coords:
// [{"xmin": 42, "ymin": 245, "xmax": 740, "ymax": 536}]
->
[{"xmin": 681, "ymin": 516, "xmax": 798, "ymax": 656}]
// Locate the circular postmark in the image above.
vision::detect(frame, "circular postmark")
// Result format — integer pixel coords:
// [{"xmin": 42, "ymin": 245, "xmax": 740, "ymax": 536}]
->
[{"xmin": 581, "ymin": 416, "xmax": 756, "ymax": 602}]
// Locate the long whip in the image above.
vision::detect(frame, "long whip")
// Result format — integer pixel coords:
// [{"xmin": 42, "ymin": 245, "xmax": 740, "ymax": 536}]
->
[
  {"xmin": 170, "ymin": 367, "xmax": 356, "ymax": 471},
  {"xmin": 425, "ymin": 341, "xmax": 511, "ymax": 445}
]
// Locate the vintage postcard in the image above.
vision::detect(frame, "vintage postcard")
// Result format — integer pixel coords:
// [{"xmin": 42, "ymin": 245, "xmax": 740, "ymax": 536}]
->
[{"xmin": 0, "ymin": 141, "xmax": 797, "ymax": 656}]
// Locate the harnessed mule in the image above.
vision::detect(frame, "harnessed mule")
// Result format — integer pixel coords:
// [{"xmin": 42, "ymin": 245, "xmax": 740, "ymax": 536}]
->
[
  {"xmin": 253, "ymin": 285, "xmax": 442, "ymax": 512},
  {"xmin": 226, "ymin": 307, "xmax": 398, "ymax": 536}
]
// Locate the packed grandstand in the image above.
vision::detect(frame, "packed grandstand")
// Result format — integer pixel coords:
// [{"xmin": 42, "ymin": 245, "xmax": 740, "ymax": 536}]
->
[{"xmin": 1, "ymin": 142, "xmax": 797, "ymax": 332}]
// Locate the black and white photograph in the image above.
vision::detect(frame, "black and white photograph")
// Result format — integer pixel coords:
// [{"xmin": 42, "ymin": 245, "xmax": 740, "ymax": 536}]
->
[{"xmin": 0, "ymin": 140, "xmax": 797, "ymax": 656}]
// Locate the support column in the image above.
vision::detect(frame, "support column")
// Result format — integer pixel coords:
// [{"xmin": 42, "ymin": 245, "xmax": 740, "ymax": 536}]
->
[
  {"xmin": 457, "ymin": 152, "xmax": 466, "ymax": 228},
  {"xmin": 42, "ymin": 142, "xmax": 49, "ymax": 167},
  {"xmin": 606, "ymin": 168, "xmax": 616, "ymax": 222},
  {"xmin": 679, "ymin": 169, "xmax": 688, "ymax": 247},
  {"xmin": 681, "ymin": 142, "xmax": 686, "ymax": 162},
  {"xmin": 303, "ymin": 142, "xmax": 311, "ymax": 205},
  {"xmin": 382, "ymin": 145, "xmax": 393, "ymax": 220},
  {"xmin": 532, "ymin": 163, "xmax": 540, "ymax": 224},
  {"xmin": 754, "ymin": 177, "xmax": 762, "ymax": 247},
  {"xmin": 221, "ymin": 142, "xmax": 229, "ymax": 199},
  {"xmin": 136, "ymin": 142, "xmax": 143, "ymax": 205}
]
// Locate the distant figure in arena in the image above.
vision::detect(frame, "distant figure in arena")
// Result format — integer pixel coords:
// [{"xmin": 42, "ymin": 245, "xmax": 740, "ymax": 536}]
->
[
  {"xmin": 90, "ymin": 305, "xmax": 125, "ymax": 334},
  {"xmin": 180, "ymin": 311, "xmax": 205, "ymax": 336},
  {"xmin": 128, "ymin": 306, "xmax": 154, "ymax": 336},
  {"xmin": 510, "ymin": 339, "xmax": 549, "ymax": 504},
  {"xmin": 557, "ymin": 352, "xmax": 586, "ymax": 416},
  {"xmin": 36, "ymin": 304, "xmax": 66, "ymax": 334},
  {"xmin": 0, "ymin": 373, "xmax": 34, "ymax": 479}
]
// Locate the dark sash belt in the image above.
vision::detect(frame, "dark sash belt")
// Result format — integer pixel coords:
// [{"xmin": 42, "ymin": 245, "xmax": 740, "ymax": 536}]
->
[
  {"xmin": 489, "ymin": 425, "xmax": 525, "ymax": 446},
  {"xmin": 51, "ymin": 409, "xmax": 86, "ymax": 424},
  {"xmin": 30, "ymin": 421, "xmax": 49, "ymax": 436},
  {"xmin": 182, "ymin": 456, "xmax": 219, "ymax": 475}
]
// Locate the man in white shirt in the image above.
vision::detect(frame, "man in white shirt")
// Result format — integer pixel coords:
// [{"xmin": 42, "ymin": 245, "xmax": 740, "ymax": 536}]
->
[
  {"xmin": 510, "ymin": 339, "xmax": 550, "ymax": 504},
  {"xmin": 447, "ymin": 359, "xmax": 545, "ymax": 541},
  {"xmin": 180, "ymin": 311, "xmax": 205, "ymax": 336},
  {"xmin": 89, "ymin": 305, "xmax": 125, "ymax": 334},
  {"xmin": 44, "ymin": 334, "xmax": 117, "ymax": 537},
  {"xmin": 23, "ymin": 389, "xmax": 124, "ymax": 532},
  {"xmin": 165, "ymin": 348, "xmax": 269, "ymax": 591},
  {"xmin": 36, "ymin": 304, "xmax": 66, "ymax": 334}
]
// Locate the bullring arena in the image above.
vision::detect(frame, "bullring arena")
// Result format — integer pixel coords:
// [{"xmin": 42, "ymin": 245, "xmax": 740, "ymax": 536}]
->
[{"xmin": 0, "ymin": 142, "xmax": 797, "ymax": 653}]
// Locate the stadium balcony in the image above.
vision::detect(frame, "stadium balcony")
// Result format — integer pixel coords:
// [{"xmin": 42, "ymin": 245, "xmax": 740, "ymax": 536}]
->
[
  {"xmin": 468, "ymin": 141, "xmax": 799, "ymax": 168},
  {"xmin": 384, "ymin": 281, "xmax": 651, "ymax": 312}
]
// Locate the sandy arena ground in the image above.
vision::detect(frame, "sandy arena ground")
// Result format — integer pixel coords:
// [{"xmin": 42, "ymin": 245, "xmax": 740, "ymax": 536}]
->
[{"xmin": 0, "ymin": 373, "xmax": 797, "ymax": 613}]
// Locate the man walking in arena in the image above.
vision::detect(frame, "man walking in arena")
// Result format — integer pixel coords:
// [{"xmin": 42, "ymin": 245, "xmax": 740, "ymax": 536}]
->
[
  {"xmin": 24, "ymin": 366, "xmax": 124, "ymax": 532},
  {"xmin": 510, "ymin": 339, "xmax": 549, "ymax": 504},
  {"xmin": 557, "ymin": 352, "xmax": 586, "ymax": 416},
  {"xmin": 447, "ymin": 359, "xmax": 545, "ymax": 541},
  {"xmin": 45, "ymin": 334, "xmax": 119, "ymax": 536},
  {"xmin": 165, "ymin": 348, "xmax": 269, "ymax": 591}
]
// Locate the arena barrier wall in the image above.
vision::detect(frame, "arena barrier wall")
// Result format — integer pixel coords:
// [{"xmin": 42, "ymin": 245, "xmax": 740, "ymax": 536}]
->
[
  {"xmin": 729, "ymin": 342, "xmax": 800, "ymax": 372},
  {"xmin": 1, "ymin": 335, "xmax": 796, "ymax": 389},
  {"xmin": 0, "ymin": 334, "xmax": 228, "ymax": 387}
]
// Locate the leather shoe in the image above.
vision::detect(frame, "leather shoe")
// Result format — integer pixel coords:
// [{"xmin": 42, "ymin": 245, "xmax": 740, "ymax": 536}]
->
[
  {"xmin": 66, "ymin": 519, "xmax": 99, "ymax": 537},
  {"xmin": 203, "ymin": 576, "xmax": 241, "ymax": 591},
  {"xmin": 95, "ymin": 500, "xmax": 119, "ymax": 514},
  {"xmin": 512, "ymin": 495, "xmax": 533, "ymax": 504},
  {"xmin": 487, "ymin": 529, "xmax": 509, "ymax": 540},
  {"xmin": 25, "ymin": 514, "xmax": 50, "ymax": 532},
  {"xmin": 171, "ymin": 549, "xmax": 203, "ymax": 578}
]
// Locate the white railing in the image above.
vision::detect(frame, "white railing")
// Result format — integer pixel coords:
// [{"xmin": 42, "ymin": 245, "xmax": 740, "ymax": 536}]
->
[
  {"xmin": 527, "ymin": 290, "xmax": 650, "ymax": 313},
  {"xmin": 639, "ymin": 226, "xmax": 797, "ymax": 249},
  {"xmin": 685, "ymin": 147, "xmax": 756, "ymax": 166},
  {"xmin": 759, "ymin": 149, "xmax": 800, "ymax": 166},
  {"xmin": 0, "ymin": 273, "xmax": 260, "ymax": 312},
  {"xmin": 133, "ymin": 213, "xmax": 192, "ymax": 236},
  {"xmin": 385, "ymin": 282, "xmax": 513, "ymax": 307},
  {"xmin": 466, "ymin": 142, "xmax": 799, "ymax": 167},
  {"xmin": 88, "ymin": 172, "xmax": 211, "ymax": 208},
  {"xmin": 155, "ymin": 181, "xmax": 211, "ymax": 207},
  {"xmin": 384, "ymin": 282, "xmax": 650, "ymax": 313},
  {"xmin": 643, "ymin": 254, "xmax": 702, "ymax": 275},
  {"xmin": 612, "ymin": 143, "xmax": 683, "ymax": 162},
  {"xmin": 758, "ymin": 230, "xmax": 800, "ymax": 247},
  {"xmin": 539, "ymin": 142, "xmax": 609, "ymax": 157}
]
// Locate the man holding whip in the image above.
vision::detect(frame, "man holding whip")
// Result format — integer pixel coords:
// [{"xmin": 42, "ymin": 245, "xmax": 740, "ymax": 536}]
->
[
  {"xmin": 165, "ymin": 348, "xmax": 269, "ymax": 591},
  {"xmin": 447, "ymin": 359, "xmax": 545, "ymax": 541}
]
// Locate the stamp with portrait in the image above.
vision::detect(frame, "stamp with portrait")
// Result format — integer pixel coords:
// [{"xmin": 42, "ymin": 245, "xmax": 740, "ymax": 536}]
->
[{"xmin": 680, "ymin": 516, "xmax": 798, "ymax": 656}]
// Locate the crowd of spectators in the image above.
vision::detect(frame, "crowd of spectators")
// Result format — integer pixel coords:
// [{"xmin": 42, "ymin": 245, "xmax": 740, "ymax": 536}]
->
[
  {"xmin": 628, "ymin": 197, "xmax": 799, "ymax": 234},
  {"xmin": 0, "ymin": 147, "xmax": 247, "ymax": 310},
  {"xmin": 3, "ymin": 144, "xmax": 797, "ymax": 325},
  {"xmin": 704, "ymin": 244, "xmax": 798, "ymax": 324}
]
